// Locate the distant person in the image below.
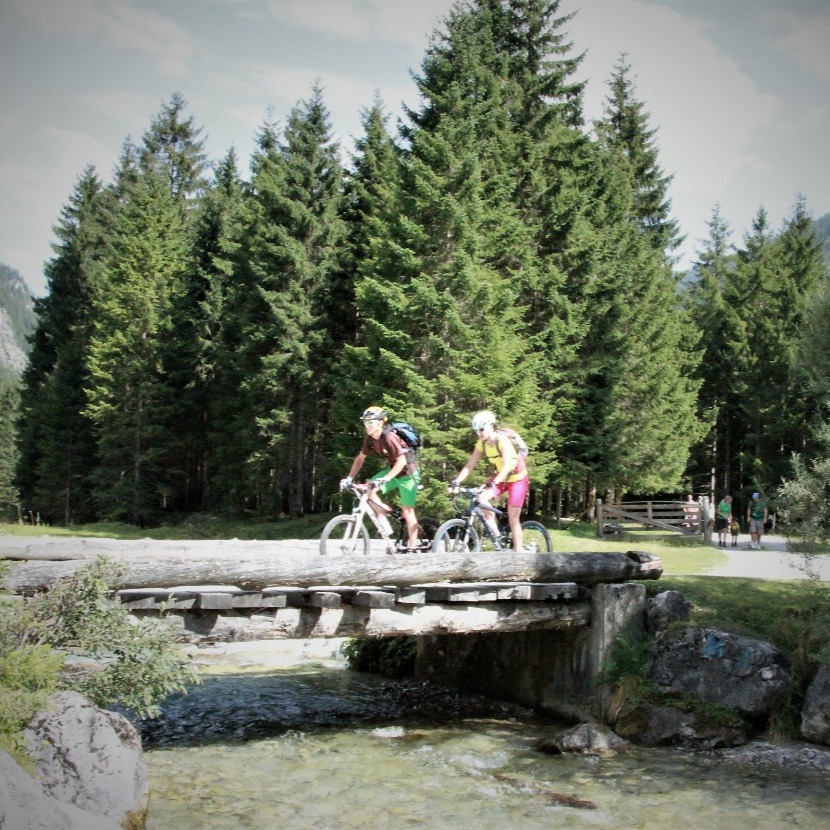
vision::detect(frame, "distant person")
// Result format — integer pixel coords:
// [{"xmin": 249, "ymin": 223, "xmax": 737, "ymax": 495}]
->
[
  {"xmin": 747, "ymin": 492, "xmax": 769, "ymax": 550},
  {"xmin": 715, "ymin": 494, "xmax": 733, "ymax": 547}
]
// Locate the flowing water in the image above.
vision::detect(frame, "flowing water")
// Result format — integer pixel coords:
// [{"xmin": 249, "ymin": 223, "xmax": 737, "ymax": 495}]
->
[{"xmin": 140, "ymin": 645, "xmax": 829, "ymax": 830}]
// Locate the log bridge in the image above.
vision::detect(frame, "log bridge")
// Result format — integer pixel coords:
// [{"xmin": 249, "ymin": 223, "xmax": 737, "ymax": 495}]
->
[
  {"xmin": 0, "ymin": 536, "xmax": 662, "ymax": 644},
  {"xmin": 1, "ymin": 536, "xmax": 663, "ymax": 720}
]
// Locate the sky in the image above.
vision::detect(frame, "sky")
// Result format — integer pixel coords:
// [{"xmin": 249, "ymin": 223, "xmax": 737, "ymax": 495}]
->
[{"xmin": 1, "ymin": 0, "xmax": 829, "ymax": 299}]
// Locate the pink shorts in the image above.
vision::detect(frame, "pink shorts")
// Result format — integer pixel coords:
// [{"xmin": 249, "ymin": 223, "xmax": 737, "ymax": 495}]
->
[{"xmin": 487, "ymin": 475, "xmax": 530, "ymax": 508}]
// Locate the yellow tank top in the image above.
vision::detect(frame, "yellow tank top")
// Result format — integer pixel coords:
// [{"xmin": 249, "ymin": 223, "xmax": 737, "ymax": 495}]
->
[{"xmin": 476, "ymin": 436, "xmax": 527, "ymax": 484}]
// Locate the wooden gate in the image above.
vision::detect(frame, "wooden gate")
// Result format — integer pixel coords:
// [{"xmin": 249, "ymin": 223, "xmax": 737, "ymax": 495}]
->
[{"xmin": 597, "ymin": 498, "xmax": 711, "ymax": 542}]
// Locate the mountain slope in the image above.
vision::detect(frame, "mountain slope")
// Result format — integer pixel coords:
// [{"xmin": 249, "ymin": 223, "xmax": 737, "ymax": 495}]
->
[{"xmin": 0, "ymin": 263, "xmax": 37, "ymax": 381}]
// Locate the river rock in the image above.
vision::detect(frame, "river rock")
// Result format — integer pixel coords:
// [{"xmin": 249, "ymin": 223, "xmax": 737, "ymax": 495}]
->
[
  {"xmin": 536, "ymin": 722, "xmax": 629, "ymax": 755},
  {"xmin": 612, "ymin": 701, "xmax": 748, "ymax": 749},
  {"xmin": 801, "ymin": 663, "xmax": 830, "ymax": 745},
  {"xmin": 0, "ymin": 749, "xmax": 122, "ymax": 830},
  {"xmin": 647, "ymin": 590, "xmax": 691, "ymax": 632},
  {"xmin": 23, "ymin": 691, "xmax": 149, "ymax": 829},
  {"xmin": 650, "ymin": 627, "xmax": 789, "ymax": 717}
]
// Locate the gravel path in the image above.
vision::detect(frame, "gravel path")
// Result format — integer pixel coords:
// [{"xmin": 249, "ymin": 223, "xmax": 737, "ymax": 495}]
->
[{"xmin": 688, "ymin": 533, "xmax": 830, "ymax": 580}]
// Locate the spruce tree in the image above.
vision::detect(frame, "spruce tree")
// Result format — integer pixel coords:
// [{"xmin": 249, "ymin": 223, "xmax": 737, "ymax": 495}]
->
[
  {"xmin": 0, "ymin": 381, "xmax": 20, "ymax": 521},
  {"xmin": 231, "ymin": 86, "xmax": 347, "ymax": 516},
  {"xmin": 85, "ymin": 161, "xmax": 188, "ymax": 524},
  {"xmin": 593, "ymin": 54, "xmax": 682, "ymax": 254},
  {"xmin": 189, "ymin": 149, "xmax": 248, "ymax": 512},
  {"xmin": 682, "ymin": 206, "xmax": 745, "ymax": 496},
  {"xmin": 15, "ymin": 167, "xmax": 110, "ymax": 524}
]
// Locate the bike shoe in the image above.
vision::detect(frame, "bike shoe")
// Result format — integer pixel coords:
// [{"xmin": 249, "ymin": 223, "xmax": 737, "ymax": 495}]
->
[{"xmin": 385, "ymin": 544, "xmax": 396, "ymax": 555}]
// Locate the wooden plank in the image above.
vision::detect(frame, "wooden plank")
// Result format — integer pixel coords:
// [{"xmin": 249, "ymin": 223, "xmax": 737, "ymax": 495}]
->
[
  {"xmin": 395, "ymin": 587, "xmax": 426, "ymax": 605},
  {"xmin": 118, "ymin": 588, "xmax": 199, "ymax": 609},
  {"xmin": 352, "ymin": 590, "xmax": 397, "ymax": 609},
  {"xmin": 424, "ymin": 584, "xmax": 502, "ymax": 602},
  {"xmin": 264, "ymin": 587, "xmax": 312, "ymax": 607},
  {"xmin": 496, "ymin": 583, "xmax": 583, "ymax": 601},
  {"xmin": 307, "ymin": 591, "xmax": 342, "ymax": 609},
  {"xmin": 195, "ymin": 592, "xmax": 235, "ymax": 610}
]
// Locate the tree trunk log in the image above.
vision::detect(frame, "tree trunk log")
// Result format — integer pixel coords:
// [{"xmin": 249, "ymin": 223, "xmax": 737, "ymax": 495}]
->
[{"xmin": 0, "ymin": 536, "xmax": 662, "ymax": 595}]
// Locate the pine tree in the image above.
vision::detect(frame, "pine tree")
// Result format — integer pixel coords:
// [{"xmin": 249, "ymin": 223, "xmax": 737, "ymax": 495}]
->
[
  {"xmin": 0, "ymin": 380, "xmax": 20, "ymax": 521},
  {"xmin": 231, "ymin": 86, "xmax": 347, "ymax": 516},
  {"xmin": 85, "ymin": 161, "xmax": 188, "ymax": 524},
  {"xmin": 682, "ymin": 206, "xmax": 745, "ymax": 496},
  {"xmin": 188, "ymin": 149, "xmax": 248, "ymax": 512},
  {"xmin": 139, "ymin": 92, "xmax": 210, "ymax": 206},
  {"xmin": 593, "ymin": 54, "xmax": 683, "ymax": 254},
  {"xmin": 15, "ymin": 167, "xmax": 110, "ymax": 523}
]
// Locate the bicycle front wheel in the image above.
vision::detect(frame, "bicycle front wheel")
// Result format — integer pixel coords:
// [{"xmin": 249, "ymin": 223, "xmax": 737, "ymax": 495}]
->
[
  {"xmin": 519, "ymin": 520, "xmax": 553, "ymax": 553},
  {"xmin": 432, "ymin": 518, "xmax": 480, "ymax": 554},
  {"xmin": 320, "ymin": 514, "xmax": 370, "ymax": 555}
]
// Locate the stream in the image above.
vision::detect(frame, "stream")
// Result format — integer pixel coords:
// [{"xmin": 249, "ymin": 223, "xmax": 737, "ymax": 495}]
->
[{"xmin": 138, "ymin": 640, "xmax": 829, "ymax": 830}]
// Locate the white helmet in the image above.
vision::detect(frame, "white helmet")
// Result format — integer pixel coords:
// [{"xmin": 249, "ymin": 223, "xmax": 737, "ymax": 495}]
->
[{"xmin": 471, "ymin": 410, "xmax": 497, "ymax": 432}]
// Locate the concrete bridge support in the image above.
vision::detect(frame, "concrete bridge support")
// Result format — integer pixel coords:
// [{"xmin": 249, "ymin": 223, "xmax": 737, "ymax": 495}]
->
[{"xmin": 414, "ymin": 582, "xmax": 645, "ymax": 722}]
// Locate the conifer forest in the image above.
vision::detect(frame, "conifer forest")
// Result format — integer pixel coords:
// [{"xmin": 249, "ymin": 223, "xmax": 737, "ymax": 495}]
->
[{"xmin": 7, "ymin": 0, "xmax": 829, "ymax": 528}]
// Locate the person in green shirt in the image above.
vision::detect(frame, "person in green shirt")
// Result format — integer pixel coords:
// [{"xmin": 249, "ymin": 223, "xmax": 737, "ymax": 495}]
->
[
  {"xmin": 715, "ymin": 495, "xmax": 733, "ymax": 547},
  {"xmin": 747, "ymin": 492, "xmax": 769, "ymax": 550}
]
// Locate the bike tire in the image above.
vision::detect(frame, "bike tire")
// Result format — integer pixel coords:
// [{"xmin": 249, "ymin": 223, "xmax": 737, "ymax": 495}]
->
[
  {"xmin": 432, "ymin": 518, "xmax": 480, "ymax": 554},
  {"xmin": 319, "ymin": 515, "xmax": 370, "ymax": 556},
  {"xmin": 397, "ymin": 516, "xmax": 442, "ymax": 553},
  {"xmin": 519, "ymin": 520, "xmax": 553, "ymax": 553}
]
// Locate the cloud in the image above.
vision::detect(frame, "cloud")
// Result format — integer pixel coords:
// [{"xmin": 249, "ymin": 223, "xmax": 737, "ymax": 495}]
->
[
  {"xmin": 762, "ymin": 8, "xmax": 830, "ymax": 84},
  {"xmin": 77, "ymin": 90, "xmax": 165, "ymax": 131},
  {"xmin": 5, "ymin": 0, "xmax": 196, "ymax": 75},
  {"xmin": 258, "ymin": 0, "xmax": 453, "ymax": 48},
  {"xmin": 0, "ymin": 127, "xmax": 114, "ymax": 289}
]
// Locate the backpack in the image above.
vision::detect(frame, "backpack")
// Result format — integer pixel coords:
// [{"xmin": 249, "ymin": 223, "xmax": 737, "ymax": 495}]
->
[
  {"xmin": 386, "ymin": 421, "xmax": 421, "ymax": 451},
  {"xmin": 498, "ymin": 427, "xmax": 528, "ymax": 472}
]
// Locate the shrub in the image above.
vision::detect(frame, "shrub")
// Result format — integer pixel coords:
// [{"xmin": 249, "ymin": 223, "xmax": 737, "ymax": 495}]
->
[
  {"xmin": 343, "ymin": 636, "xmax": 416, "ymax": 678},
  {"xmin": 0, "ymin": 556, "xmax": 201, "ymax": 727}
]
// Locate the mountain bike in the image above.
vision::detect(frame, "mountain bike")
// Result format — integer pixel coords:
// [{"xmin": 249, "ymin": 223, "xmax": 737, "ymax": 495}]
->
[
  {"xmin": 320, "ymin": 481, "xmax": 440, "ymax": 555},
  {"xmin": 431, "ymin": 485, "xmax": 552, "ymax": 554}
]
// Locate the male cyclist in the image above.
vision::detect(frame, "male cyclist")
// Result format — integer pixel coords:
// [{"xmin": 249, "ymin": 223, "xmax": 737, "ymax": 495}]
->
[
  {"xmin": 450, "ymin": 410, "xmax": 529, "ymax": 552},
  {"xmin": 340, "ymin": 406, "xmax": 421, "ymax": 553}
]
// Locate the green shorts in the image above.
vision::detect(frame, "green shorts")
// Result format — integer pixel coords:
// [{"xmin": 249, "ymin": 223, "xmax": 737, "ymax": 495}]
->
[{"xmin": 372, "ymin": 468, "xmax": 421, "ymax": 508}]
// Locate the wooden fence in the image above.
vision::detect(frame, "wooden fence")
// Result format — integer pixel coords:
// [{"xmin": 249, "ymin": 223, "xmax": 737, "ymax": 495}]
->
[{"xmin": 597, "ymin": 498, "xmax": 712, "ymax": 543}]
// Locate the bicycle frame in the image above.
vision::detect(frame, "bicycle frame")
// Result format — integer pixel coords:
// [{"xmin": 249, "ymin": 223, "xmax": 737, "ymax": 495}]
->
[
  {"xmin": 431, "ymin": 486, "xmax": 553, "ymax": 554},
  {"xmin": 453, "ymin": 487, "xmax": 508, "ymax": 550},
  {"xmin": 320, "ymin": 482, "xmax": 439, "ymax": 555}
]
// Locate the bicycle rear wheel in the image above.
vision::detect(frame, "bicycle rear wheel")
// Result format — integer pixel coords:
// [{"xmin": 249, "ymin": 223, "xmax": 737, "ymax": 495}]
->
[
  {"xmin": 432, "ymin": 518, "xmax": 480, "ymax": 553},
  {"xmin": 518, "ymin": 520, "xmax": 553, "ymax": 553},
  {"xmin": 320, "ymin": 515, "xmax": 370, "ymax": 555}
]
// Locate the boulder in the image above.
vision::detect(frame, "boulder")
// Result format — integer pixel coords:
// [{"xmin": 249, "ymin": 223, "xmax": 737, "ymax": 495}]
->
[
  {"xmin": 613, "ymin": 701, "xmax": 747, "ymax": 749},
  {"xmin": 647, "ymin": 590, "xmax": 691, "ymax": 632},
  {"xmin": 24, "ymin": 692, "xmax": 149, "ymax": 829},
  {"xmin": 0, "ymin": 749, "xmax": 122, "ymax": 830},
  {"xmin": 801, "ymin": 663, "xmax": 830, "ymax": 746},
  {"xmin": 651, "ymin": 627, "xmax": 789, "ymax": 717},
  {"xmin": 536, "ymin": 722, "xmax": 629, "ymax": 755}
]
